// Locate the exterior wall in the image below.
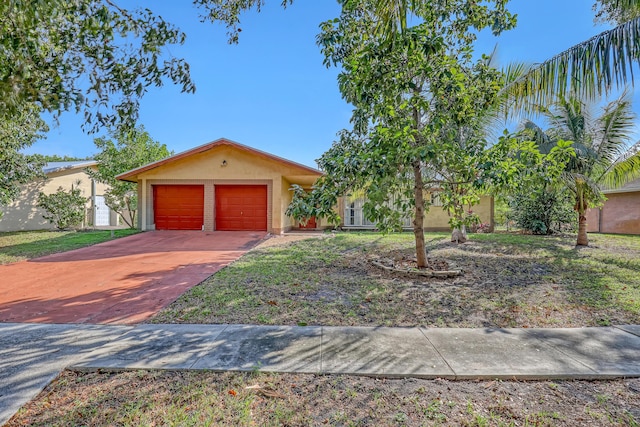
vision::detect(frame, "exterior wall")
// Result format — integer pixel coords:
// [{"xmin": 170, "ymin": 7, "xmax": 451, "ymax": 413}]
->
[
  {"xmin": 586, "ymin": 207, "xmax": 600, "ymax": 233},
  {"xmin": 281, "ymin": 178, "xmax": 295, "ymax": 232},
  {"xmin": 135, "ymin": 146, "xmax": 319, "ymax": 234},
  {"xmin": 339, "ymin": 193, "xmax": 494, "ymax": 231},
  {"xmin": 0, "ymin": 168, "xmax": 107, "ymax": 232},
  {"xmin": 587, "ymin": 191, "xmax": 640, "ymax": 235}
]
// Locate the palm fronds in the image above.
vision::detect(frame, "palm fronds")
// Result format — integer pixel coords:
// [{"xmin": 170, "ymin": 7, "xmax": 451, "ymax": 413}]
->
[
  {"xmin": 506, "ymin": 16, "xmax": 640, "ymax": 110},
  {"xmin": 598, "ymin": 139, "xmax": 640, "ymax": 187}
]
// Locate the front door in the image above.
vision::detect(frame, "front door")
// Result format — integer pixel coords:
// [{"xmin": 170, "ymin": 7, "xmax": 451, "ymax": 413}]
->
[{"xmin": 94, "ymin": 195, "xmax": 110, "ymax": 226}]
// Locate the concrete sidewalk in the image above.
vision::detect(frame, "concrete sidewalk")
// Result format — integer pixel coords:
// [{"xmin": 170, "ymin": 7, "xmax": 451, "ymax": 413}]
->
[{"xmin": 2, "ymin": 323, "xmax": 640, "ymax": 424}]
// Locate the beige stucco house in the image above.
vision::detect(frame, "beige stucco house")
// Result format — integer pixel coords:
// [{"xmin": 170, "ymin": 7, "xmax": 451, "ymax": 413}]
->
[
  {"xmin": 117, "ymin": 138, "xmax": 494, "ymax": 234},
  {"xmin": 0, "ymin": 161, "xmax": 119, "ymax": 232},
  {"xmin": 339, "ymin": 193, "xmax": 494, "ymax": 231},
  {"xmin": 586, "ymin": 178, "xmax": 640, "ymax": 235},
  {"xmin": 117, "ymin": 139, "xmax": 324, "ymax": 234}
]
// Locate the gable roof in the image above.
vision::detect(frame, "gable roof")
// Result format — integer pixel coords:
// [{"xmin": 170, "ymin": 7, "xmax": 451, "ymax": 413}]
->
[
  {"xmin": 43, "ymin": 160, "xmax": 97, "ymax": 175},
  {"xmin": 116, "ymin": 138, "xmax": 323, "ymax": 182}
]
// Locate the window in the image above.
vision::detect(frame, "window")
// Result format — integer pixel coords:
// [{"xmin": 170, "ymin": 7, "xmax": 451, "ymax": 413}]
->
[
  {"xmin": 431, "ymin": 192, "xmax": 443, "ymax": 207},
  {"xmin": 343, "ymin": 196, "xmax": 410, "ymax": 228}
]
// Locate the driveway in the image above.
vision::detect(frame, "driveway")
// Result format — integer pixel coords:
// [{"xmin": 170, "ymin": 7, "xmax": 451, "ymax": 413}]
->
[{"xmin": 0, "ymin": 231, "xmax": 265, "ymax": 324}]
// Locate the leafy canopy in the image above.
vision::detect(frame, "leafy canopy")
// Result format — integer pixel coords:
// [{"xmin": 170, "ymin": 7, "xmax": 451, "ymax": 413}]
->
[
  {"xmin": 88, "ymin": 126, "xmax": 172, "ymax": 228},
  {"xmin": 288, "ymin": 0, "xmax": 519, "ymax": 264},
  {"xmin": 1, "ymin": 0, "xmax": 195, "ymax": 131},
  {"xmin": 0, "ymin": 103, "xmax": 48, "ymax": 207}
]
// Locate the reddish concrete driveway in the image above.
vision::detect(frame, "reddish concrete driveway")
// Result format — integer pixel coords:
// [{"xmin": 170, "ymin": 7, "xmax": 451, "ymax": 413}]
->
[{"xmin": 0, "ymin": 231, "xmax": 265, "ymax": 324}]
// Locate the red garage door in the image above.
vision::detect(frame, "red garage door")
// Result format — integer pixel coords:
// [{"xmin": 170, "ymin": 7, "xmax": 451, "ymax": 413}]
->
[
  {"xmin": 215, "ymin": 185, "xmax": 267, "ymax": 231},
  {"xmin": 153, "ymin": 185, "xmax": 204, "ymax": 230}
]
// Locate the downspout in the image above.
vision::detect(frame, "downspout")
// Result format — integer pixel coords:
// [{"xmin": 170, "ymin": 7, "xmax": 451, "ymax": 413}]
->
[{"xmin": 599, "ymin": 207, "xmax": 603, "ymax": 233}]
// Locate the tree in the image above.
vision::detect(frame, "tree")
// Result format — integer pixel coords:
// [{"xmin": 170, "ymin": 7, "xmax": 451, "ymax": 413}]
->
[
  {"xmin": 40, "ymin": 155, "xmax": 94, "ymax": 162},
  {"xmin": 285, "ymin": 0, "xmax": 516, "ymax": 268},
  {"xmin": 37, "ymin": 181, "xmax": 87, "ymax": 229},
  {"xmin": 524, "ymin": 92, "xmax": 640, "ymax": 246},
  {"xmin": 0, "ymin": 104, "xmax": 48, "ymax": 212},
  {"xmin": 1, "ymin": 0, "xmax": 196, "ymax": 218},
  {"xmin": 1, "ymin": 0, "xmax": 195, "ymax": 132},
  {"xmin": 88, "ymin": 126, "xmax": 172, "ymax": 228}
]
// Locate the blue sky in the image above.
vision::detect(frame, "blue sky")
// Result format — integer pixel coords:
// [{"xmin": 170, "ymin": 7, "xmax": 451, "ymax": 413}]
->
[{"xmin": 27, "ymin": 0, "xmax": 635, "ymax": 168}]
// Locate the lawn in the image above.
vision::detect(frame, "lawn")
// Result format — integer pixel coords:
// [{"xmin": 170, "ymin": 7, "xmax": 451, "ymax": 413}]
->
[
  {"xmin": 0, "ymin": 229, "xmax": 140, "ymax": 264},
  {"xmin": 7, "ymin": 231, "xmax": 640, "ymax": 426},
  {"xmin": 151, "ymin": 231, "xmax": 640, "ymax": 328}
]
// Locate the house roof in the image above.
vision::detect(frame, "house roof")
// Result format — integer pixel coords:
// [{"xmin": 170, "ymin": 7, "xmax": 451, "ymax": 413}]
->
[
  {"xmin": 603, "ymin": 177, "xmax": 640, "ymax": 194},
  {"xmin": 116, "ymin": 138, "xmax": 323, "ymax": 182},
  {"xmin": 43, "ymin": 160, "xmax": 97, "ymax": 175}
]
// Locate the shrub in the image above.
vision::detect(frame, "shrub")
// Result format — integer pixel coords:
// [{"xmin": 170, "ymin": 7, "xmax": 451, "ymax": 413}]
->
[
  {"xmin": 37, "ymin": 182, "xmax": 87, "ymax": 230},
  {"xmin": 507, "ymin": 188, "xmax": 575, "ymax": 235}
]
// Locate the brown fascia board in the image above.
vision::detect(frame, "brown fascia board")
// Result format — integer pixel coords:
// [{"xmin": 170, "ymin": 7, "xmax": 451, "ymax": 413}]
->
[{"xmin": 116, "ymin": 138, "xmax": 323, "ymax": 182}]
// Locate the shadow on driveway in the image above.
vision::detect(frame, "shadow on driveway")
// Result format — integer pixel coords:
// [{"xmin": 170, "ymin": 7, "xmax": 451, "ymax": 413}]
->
[{"xmin": 0, "ymin": 231, "xmax": 265, "ymax": 324}]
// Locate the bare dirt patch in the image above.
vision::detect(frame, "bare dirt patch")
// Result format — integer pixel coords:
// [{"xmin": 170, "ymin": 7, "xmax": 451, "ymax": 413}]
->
[
  {"xmin": 8, "ymin": 370, "xmax": 639, "ymax": 426},
  {"xmin": 253, "ymin": 231, "xmax": 329, "ymax": 249}
]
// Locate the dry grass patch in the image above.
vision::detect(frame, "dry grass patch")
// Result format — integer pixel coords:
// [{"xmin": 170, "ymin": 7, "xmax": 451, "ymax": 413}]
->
[{"xmin": 8, "ymin": 370, "xmax": 640, "ymax": 426}]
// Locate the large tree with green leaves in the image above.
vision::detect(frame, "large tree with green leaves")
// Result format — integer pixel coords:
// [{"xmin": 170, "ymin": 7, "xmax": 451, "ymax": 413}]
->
[
  {"xmin": 0, "ymin": 104, "xmax": 48, "ymax": 212},
  {"xmin": 1, "ymin": 0, "xmax": 195, "ymax": 131},
  {"xmin": 285, "ymin": 0, "xmax": 516, "ymax": 268},
  {"xmin": 524, "ymin": 92, "xmax": 640, "ymax": 246},
  {"xmin": 1, "ymin": 0, "xmax": 194, "ymax": 213},
  {"xmin": 88, "ymin": 126, "xmax": 171, "ymax": 228}
]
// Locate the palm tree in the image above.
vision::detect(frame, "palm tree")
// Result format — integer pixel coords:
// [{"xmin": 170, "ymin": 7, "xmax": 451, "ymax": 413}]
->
[{"xmin": 524, "ymin": 91, "xmax": 640, "ymax": 246}]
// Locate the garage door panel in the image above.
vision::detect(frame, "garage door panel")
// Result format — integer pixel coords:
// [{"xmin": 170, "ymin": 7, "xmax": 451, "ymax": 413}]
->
[
  {"xmin": 215, "ymin": 185, "xmax": 267, "ymax": 231},
  {"xmin": 154, "ymin": 185, "xmax": 204, "ymax": 230}
]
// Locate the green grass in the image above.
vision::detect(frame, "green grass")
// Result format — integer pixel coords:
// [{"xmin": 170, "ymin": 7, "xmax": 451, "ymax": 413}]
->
[
  {"xmin": 152, "ymin": 231, "xmax": 640, "ymax": 327},
  {"xmin": 0, "ymin": 229, "xmax": 140, "ymax": 264}
]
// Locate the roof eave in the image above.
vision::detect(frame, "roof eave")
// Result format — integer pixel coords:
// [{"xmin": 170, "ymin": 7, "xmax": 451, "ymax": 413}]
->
[{"xmin": 116, "ymin": 138, "xmax": 323, "ymax": 182}]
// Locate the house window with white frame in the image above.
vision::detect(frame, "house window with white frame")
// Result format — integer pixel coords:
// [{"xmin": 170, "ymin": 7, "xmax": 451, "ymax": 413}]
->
[
  {"xmin": 343, "ymin": 196, "xmax": 409, "ymax": 228},
  {"xmin": 430, "ymin": 192, "xmax": 443, "ymax": 207}
]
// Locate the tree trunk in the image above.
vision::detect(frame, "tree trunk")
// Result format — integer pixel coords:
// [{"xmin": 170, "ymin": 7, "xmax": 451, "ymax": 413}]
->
[
  {"xmin": 451, "ymin": 225, "xmax": 467, "ymax": 243},
  {"xmin": 575, "ymin": 186, "xmax": 588, "ymax": 246},
  {"xmin": 413, "ymin": 162, "xmax": 429, "ymax": 268},
  {"xmin": 124, "ymin": 198, "xmax": 136, "ymax": 229},
  {"xmin": 576, "ymin": 209, "xmax": 588, "ymax": 246}
]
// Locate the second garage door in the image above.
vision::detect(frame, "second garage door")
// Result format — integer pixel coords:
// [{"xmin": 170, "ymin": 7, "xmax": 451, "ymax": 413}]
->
[
  {"xmin": 215, "ymin": 185, "xmax": 267, "ymax": 231},
  {"xmin": 153, "ymin": 185, "xmax": 204, "ymax": 230}
]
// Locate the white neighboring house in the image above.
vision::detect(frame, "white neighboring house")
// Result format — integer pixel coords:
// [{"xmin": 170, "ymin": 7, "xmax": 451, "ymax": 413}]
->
[{"xmin": 0, "ymin": 160, "xmax": 119, "ymax": 231}]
